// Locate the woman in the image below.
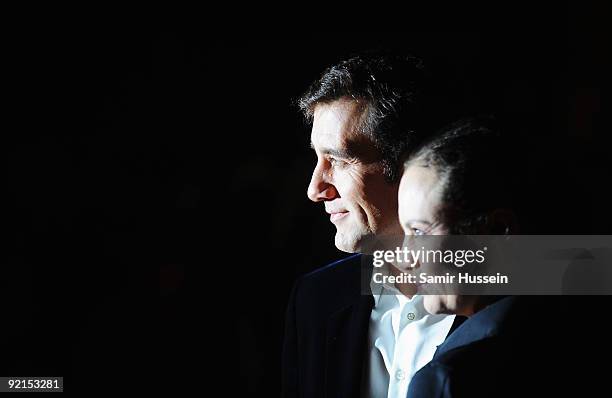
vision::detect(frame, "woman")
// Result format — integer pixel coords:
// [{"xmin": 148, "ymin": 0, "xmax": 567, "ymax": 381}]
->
[{"xmin": 398, "ymin": 119, "xmax": 561, "ymax": 397}]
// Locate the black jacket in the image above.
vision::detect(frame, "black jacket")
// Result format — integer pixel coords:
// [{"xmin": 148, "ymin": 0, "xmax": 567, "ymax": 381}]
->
[
  {"xmin": 282, "ymin": 254, "xmax": 372, "ymax": 397},
  {"xmin": 407, "ymin": 296, "xmax": 564, "ymax": 398},
  {"xmin": 281, "ymin": 254, "xmax": 464, "ymax": 398}
]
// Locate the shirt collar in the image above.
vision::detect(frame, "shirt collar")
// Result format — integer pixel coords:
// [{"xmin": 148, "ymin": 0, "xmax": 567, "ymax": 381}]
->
[
  {"xmin": 371, "ymin": 262, "xmax": 396, "ymax": 306},
  {"xmin": 371, "ymin": 263, "xmax": 425, "ymax": 315}
]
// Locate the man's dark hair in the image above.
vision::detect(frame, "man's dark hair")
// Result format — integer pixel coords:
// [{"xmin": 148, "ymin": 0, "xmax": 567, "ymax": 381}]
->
[
  {"xmin": 299, "ymin": 52, "xmax": 454, "ymax": 183},
  {"xmin": 406, "ymin": 118, "xmax": 517, "ymax": 234}
]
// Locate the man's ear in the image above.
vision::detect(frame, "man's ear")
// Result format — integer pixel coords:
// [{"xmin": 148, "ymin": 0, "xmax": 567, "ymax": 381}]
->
[{"xmin": 486, "ymin": 209, "xmax": 519, "ymax": 235}]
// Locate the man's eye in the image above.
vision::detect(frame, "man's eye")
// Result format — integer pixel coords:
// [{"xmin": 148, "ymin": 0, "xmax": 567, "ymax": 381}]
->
[
  {"xmin": 412, "ymin": 228, "xmax": 425, "ymax": 236},
  {"xmin": 328, "ymin": 157, "xmax": 344, "ymax": 166}
]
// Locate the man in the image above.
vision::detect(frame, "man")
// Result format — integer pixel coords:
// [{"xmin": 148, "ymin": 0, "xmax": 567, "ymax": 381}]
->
[{"xmin": 282, "ymin": 53, "xmax": 465, "ymax": 398}]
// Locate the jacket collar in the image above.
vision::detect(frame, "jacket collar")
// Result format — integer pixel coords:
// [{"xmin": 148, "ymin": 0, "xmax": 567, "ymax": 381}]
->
[
  {"xmin": 324, "ymin": 255, "xmax": 374, "ymax": 397},
  {"xmin": 435, "ymin": 296, "xmax": 518, "ymax": 357}
]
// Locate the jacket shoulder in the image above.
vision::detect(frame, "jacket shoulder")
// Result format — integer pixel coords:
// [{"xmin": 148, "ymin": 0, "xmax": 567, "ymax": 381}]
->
[
  {"xmin": 292, "ymin": 254, "xmax": 367, "ymax": 319},
  {"xmin": 411, "ymin": 337, "xmax": 516, "ymax": 398},
  {"xmin": 301, "ymin": 254, "xmax": 363, "ymax": 286}
]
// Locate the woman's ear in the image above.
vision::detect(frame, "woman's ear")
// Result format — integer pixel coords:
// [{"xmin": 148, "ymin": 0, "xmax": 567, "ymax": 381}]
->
[{"xmin": 486, "ymin": 209, "xmax": 519, "ymax": 235}]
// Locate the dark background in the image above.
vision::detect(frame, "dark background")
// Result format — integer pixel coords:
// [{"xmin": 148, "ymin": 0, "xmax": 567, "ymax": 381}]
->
[{"xmin": 4, "ymin": 9, "xmax": 609, "ymax": 394}]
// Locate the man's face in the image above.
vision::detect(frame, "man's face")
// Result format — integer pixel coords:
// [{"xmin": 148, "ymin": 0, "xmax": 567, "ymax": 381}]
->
[{"xmin": 307, "ymin": 99, "xmax": 403, "ymax": 253}]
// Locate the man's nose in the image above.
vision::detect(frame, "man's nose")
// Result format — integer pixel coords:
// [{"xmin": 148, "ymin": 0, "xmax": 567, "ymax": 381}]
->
[{"xmin": 307, "ymin": 164, "xmax": 337, "ymax": 202}]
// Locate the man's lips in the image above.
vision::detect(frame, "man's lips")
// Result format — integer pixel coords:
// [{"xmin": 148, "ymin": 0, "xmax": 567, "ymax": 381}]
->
[{"xmin": 328, "ymin": 211, "xmax": 349, "ymax": 222}]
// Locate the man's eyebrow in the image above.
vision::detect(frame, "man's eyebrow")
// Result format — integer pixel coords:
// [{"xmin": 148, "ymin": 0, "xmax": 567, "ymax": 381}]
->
[{"xmin": 309, "ymin": 141, "xmax": 356, "ymax": 159}]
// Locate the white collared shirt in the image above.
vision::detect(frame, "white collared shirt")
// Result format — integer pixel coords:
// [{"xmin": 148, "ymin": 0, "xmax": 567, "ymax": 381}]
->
[{"xmin": 364, "ymin": 265, "xmax": 455, "ymax": 398}]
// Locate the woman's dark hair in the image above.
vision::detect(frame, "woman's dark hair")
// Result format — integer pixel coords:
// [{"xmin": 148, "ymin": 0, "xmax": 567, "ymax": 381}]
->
[
  {"xmin": 406, "ymin": 118, "xmax": 517, "ymax": 234},
  {"xmin": 299, "ymin": 52, "xmax": 458, "ymax": 183}
]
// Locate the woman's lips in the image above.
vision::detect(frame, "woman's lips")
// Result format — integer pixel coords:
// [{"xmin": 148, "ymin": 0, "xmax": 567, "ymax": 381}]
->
[{"xmin": 329, "ymin": 211, "xmax": 349, "ymax": 222}]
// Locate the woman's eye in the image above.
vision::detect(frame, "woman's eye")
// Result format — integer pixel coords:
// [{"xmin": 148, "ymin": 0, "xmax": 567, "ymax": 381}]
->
[{"xmin": 412, "ymin": 228, "xmax": 425, "ymax": 236}]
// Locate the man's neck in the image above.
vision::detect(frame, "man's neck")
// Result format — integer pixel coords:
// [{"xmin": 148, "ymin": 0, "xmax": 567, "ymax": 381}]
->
[{"xmin": 387, "ymin": 263, "xmax": 418, "ymax": 298}]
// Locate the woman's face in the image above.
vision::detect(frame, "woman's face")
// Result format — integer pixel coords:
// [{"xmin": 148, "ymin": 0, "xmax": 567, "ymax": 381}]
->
[{"xmin": 398, "ymin": 162, "xmax": 475, "ymax": 316}]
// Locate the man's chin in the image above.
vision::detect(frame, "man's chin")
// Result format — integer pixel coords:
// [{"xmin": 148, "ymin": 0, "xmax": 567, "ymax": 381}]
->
[
  {"xmin": 424, "ymin": 296, "xmax": 458, "ymax": 315},
  {"xmin": 334, "ymin": 230, "xmax": 368, "ymax": 254}
]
